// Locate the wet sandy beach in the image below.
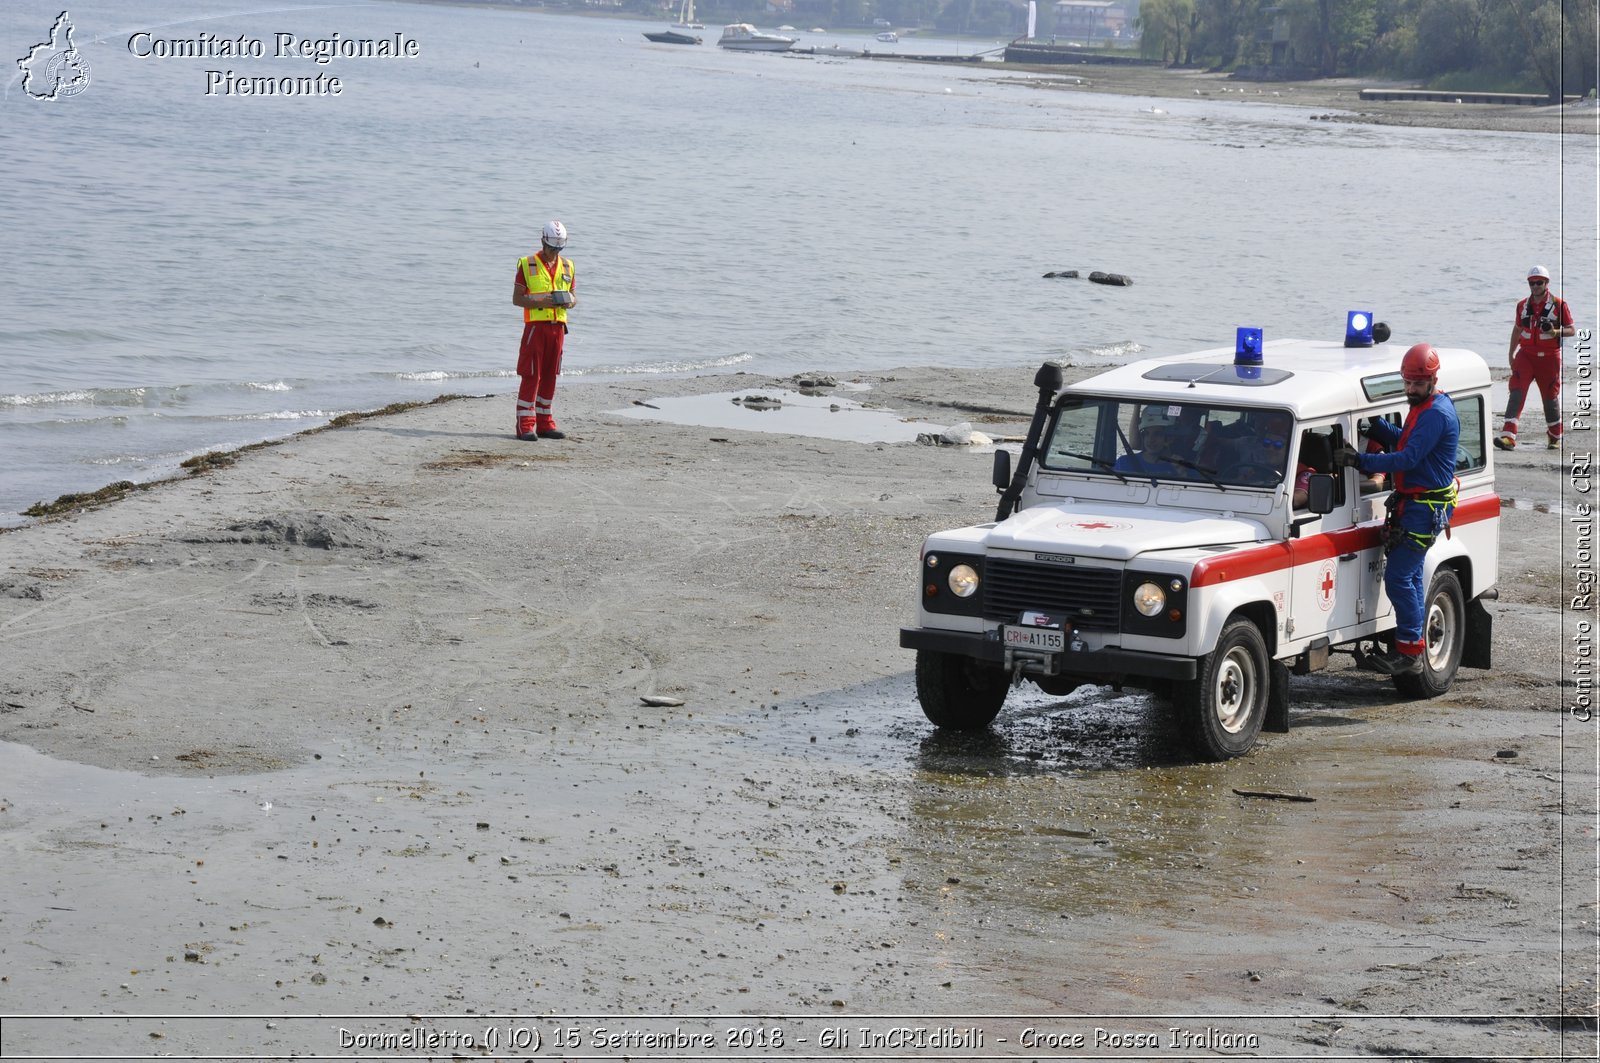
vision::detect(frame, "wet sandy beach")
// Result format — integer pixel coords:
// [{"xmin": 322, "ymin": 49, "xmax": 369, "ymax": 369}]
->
[{"xmin": 0, "ymin": 366, "xmax": 1593, "ymax": 1059}]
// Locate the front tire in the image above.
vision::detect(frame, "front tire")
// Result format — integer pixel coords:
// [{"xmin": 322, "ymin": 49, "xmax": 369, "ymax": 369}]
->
[
  {"xmin": 915, "ymin": 649, "xmax": 1008, "ymax": 730},
  {"xmin": 1394, "ymin": 569, "xmax": 1465, "ymax": 699},
  {"xmin": 1176, "ymin": 618, "xmax": 1269, "ymax": 761}
]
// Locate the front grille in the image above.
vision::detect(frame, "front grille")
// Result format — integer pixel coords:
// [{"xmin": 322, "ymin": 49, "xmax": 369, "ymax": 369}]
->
[{"xmin": 982, "ymin": 559, "xmax": 1122, "ymax": 630}]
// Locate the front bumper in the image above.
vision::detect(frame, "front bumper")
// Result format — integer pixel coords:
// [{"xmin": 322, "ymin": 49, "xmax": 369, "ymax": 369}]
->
[{"xmin": 900, "ymin": 626, "xmax": 1197, "ymax": 682}]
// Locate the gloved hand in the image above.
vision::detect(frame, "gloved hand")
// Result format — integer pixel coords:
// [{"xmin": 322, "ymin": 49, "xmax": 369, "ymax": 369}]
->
[{"xmin": 1332, "ymin": 445, "xmax": 1362, "ymax": 470}]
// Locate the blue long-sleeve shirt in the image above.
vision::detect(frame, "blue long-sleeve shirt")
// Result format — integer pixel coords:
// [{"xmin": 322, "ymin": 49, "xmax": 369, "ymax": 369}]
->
[{"xmin": 1360, "ymin": 393, "xmax": 1459, "ymax": 493}]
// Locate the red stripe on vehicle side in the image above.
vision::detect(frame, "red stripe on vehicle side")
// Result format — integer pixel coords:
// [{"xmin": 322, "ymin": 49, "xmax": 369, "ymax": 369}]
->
[{"xmin": 1189, "ymin": 493, "xmax": 1499, "ymax": 589}]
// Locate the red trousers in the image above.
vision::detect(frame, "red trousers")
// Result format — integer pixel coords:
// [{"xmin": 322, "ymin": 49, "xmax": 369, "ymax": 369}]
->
[
  {"xmin": 1501, "ymin": 347, "xmax": 1562, "ymax": 443},
  {"xmin": 516, "ymin": 321, "xmax": 565, "ymax": 432}
]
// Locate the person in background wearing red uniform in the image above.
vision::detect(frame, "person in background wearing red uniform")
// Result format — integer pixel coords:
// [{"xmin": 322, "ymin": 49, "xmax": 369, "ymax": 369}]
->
[
  {"xmin": 1496, "ymin": 264, "xmax": 1574, "ymax": 451},
  {"xmin": 512, "ymin": 221, "xmax": 577, "ymax": 441}
]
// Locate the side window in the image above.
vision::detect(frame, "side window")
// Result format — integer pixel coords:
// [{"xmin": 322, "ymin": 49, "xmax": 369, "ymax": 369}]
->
[
  {"xmin": 1295, "ymin": 426, "xmax": 1345, "ymax": 510},
  {"xmin": 1455, "ymin": 395, "xmax": 1486, "ymax": 473},
  {"xmin": 1359, "ymin": 409, "xmax": 1406, "ymax": 495}
]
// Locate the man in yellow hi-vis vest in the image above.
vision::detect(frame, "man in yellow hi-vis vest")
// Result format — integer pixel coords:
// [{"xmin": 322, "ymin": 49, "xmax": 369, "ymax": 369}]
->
[{"xmin": 511, "ymin": 220, "xmax": 577, "ymax": 440}]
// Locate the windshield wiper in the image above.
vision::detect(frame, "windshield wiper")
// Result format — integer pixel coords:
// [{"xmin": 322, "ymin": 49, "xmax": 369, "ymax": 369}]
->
[
  {"xmin": 1059, "ymin": 450, "xmax": 1130, "ymax": 483},
  {"xmin": 1164, "ymin": 457, "xmax": 1229, "ymax": 491}
]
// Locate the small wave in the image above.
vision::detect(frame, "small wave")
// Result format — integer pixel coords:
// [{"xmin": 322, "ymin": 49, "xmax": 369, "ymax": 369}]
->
[
  {"xmin": 1084, "ymin": 341, "xmax": 1146, "ymax": 361},
  {"xmin": 244, "ymin": 380, "xmax": 294, "ymax": 392},
  {"xmin": 392, "ymin": 369, "xmax": 505, "ymax": 382},
  {"xmin": 0, "ymin": 389, "xmax": 100, "ymax": 407},
  {"xmin": 218, "ymin": 409, "xmax": 350, "ymax": 422},
  {"xmin": 568, "ymin": 353, "xmax": 755, "ymax": 377},
  {"xmin": 135, "ymin": 409, "xmax": 351, "ymax": 424},
  {"xmin": 85, "ymin": 452, "xmax": 162, "ymax": 467},
  {"xmin": 0, "ymin": 413, "xmax": 132, "ymax": 430}
]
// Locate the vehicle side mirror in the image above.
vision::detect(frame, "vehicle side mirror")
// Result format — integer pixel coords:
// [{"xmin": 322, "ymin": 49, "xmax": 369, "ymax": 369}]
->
[
  {"xmin": 992, "ymin": 449, "xmax": 1012, "ymax": 492},
  {"xmin": 1306, "ymin": 473, "xmax": 1336, "ymax": 514}
]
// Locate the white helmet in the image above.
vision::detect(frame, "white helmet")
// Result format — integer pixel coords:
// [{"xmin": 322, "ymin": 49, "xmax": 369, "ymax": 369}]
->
[
  {"xmin": 1527, "ymin": 264, "xmax": 1550, "ymax": 281},
  {"xmin": 542, "ymin": 220, "xmax": 568, "ymax": 249},
  {"xmin": 1138, "ymin": 406, "xmax": 1178, "ymax": 431}
]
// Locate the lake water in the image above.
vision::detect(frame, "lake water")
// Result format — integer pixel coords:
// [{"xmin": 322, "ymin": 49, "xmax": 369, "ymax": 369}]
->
[{"xmin": 1, "ymin": 0, "xmax": 1593, "ymax": 524}]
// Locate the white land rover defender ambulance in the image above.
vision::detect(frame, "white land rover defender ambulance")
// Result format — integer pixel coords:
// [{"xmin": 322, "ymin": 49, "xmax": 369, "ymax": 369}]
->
[{"xmin": 899, "ymin": 318, "xmax": 1500, "ymax": 760}]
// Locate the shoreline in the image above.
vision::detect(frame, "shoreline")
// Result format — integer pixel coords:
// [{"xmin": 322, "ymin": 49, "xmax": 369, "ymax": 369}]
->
[{"xmin": 990, "ymin": 64, "xmax": 1598, "ymax": 135}]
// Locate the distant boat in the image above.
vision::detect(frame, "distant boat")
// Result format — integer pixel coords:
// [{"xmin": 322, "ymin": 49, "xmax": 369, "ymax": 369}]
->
[
  {"xmin": 645, "ymin": 0, "xmax": 702, "ymax": 45},
  {"xmin": 670, "ymin": 0, "xmax": 702, "ymax": 28},
  {"xmin": 643, "ymin": 28, "xmax": 701, "ymax": 44},
  {"xmin": 717, "ymin": 23, "xmax": 797, "ymax": 51},
  {"xmin": 875, "ymin": 30, "xmax": 898, "ymax": 42}
]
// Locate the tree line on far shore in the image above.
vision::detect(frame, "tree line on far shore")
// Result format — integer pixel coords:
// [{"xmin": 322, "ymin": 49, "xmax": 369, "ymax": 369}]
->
[{"xmin": 1137, "ymin": 0, "xmax": 1596, "ymax": 101}]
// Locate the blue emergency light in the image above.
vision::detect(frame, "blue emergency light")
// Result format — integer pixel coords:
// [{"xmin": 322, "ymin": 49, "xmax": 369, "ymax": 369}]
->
[
  {"xmin": 1234, "ymin": 327, "xmax": 1263, "ymax": 379},
  {"xmin": 1235, "ymin": 327, "xmax": 1263, "ymax": 364},
  {"xmin": 1344, "ymin": 311, "xmax": 1374, "ymax": 347}
]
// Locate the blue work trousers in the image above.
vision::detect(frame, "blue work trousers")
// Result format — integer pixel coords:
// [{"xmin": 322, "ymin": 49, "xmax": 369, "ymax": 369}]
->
[{"xmin": 1385, "ymin": 537, "xmax": 1427, "ymax": 647}]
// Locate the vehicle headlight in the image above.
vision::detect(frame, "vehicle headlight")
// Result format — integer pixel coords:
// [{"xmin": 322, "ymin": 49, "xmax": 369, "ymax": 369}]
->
[
  {"xmin": 948, "ymin": 564, "xmax": 980, "ymax": 598},
  {"xmin": 1132, "ymin": 581, "xmax": 1166, "ymax": 617}
]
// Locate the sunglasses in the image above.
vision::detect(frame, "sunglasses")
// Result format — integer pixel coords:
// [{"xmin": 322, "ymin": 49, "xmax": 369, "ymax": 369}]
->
[{"xmin": 1530, "ymin": 280, "xmax": 1547, "ymax": 287}]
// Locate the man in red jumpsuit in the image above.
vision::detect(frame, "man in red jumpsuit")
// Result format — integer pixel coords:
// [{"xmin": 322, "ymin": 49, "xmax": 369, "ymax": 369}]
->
[
  {"xmin": 512, "ymin": 220, "xmax": 577, "ymax": 441},
  {"xmin": 1496, "ymin": 264, "xmax": 1574, "ymax": 451}
]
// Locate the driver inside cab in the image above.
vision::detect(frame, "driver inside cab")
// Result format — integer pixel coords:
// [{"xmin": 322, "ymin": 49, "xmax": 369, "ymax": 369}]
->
[{"xmin": 1223, "ymin": 410, "xmax": 1296, "ymax": 491}]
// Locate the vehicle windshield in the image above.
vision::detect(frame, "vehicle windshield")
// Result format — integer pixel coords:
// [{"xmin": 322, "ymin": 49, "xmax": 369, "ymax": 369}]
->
[{"xmin": 1039, "ymin": 396, "xmax": 1294, "ymax": 489}]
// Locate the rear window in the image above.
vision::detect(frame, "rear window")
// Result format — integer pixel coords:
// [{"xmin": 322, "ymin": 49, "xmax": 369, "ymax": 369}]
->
[{"xmin": 1362, "ymin": 372, "xmax": 1405, "ymax": 401}]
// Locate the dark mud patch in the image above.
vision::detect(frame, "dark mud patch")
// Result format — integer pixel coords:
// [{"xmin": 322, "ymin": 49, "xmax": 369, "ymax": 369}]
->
[
  {"xmin": 421, "ymin": 449, "xmax": 566, "ymax": 470},
  {"xmin": 0, "ymin": 577, "xmax": 45, "ymax": 600},
  {"xmin": 249, "ymin": 592, "xmax": 381, "ymax": 611},
  {"xmin": 177, "ymin": 511, "xmax": 418, "ymax": 557}
]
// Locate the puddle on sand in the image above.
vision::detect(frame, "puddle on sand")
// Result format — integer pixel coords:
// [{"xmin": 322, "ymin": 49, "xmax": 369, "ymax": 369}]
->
[
  {"xmin": 730, "ymin": 672, "xmax": 1452, "ymax": 922},
  {"xmin": 611, "ymin": 389, "xmax": 956, "ymax": 445},
  {"xmin": 1500, "ymin": 497, "xmax": 1571, "ymax": 516}
]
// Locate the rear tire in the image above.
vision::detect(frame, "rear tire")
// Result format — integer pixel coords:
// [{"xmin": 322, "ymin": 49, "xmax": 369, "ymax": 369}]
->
[
  {"xmin": 1394, "ymin": 569, "xmax": 1465, "ymax": 699},
  {"xmin": 915, "ymin": 649, "xmax": 1007, "ymax": 730},
  {"xmin": 1176, "ymin": 619, "xmax": 1268, "ymax": 761}
]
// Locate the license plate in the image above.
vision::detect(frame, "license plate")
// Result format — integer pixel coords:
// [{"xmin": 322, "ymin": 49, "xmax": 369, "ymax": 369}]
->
[{"xmin": 1003, "ymin": 625, "xmax": 1065, "ymax": 652}]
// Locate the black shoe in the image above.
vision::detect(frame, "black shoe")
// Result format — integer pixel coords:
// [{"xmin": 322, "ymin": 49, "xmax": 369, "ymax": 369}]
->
[
  {"xmin": 537, "ymin": 428, "xmax": 566, "ymax": 440},
  {"xmin": 515, "ymin": 430, "xmax": 539, "ymax": 441},
  {"xmin": 1362, "ymin": 650, "xmax": 1422, "ymax": 676}
]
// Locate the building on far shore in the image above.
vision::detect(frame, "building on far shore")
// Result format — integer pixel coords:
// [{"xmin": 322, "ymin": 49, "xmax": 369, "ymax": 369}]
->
[{"xmin": 1052, "ymin": 0, "xmax": 1134, "ymax": 40}]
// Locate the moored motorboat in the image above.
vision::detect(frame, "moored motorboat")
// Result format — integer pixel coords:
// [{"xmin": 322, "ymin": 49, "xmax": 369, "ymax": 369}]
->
[
  {"xmin": 876, "ymin": 31, "xmax": 899, "ymax": 42},
  {"xmin": 644, "ymin": 28, "xmax": 702, "ymax": 43},
  {"xmin": 716, "ymin": 23, "xmax": 797, "ymax": 51}
]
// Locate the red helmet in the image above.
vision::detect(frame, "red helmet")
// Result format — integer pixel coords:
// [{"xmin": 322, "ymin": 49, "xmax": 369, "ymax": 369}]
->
[{"xmin": 1401, "ymin": 342, "xmax": 1441, "ymax": 382}]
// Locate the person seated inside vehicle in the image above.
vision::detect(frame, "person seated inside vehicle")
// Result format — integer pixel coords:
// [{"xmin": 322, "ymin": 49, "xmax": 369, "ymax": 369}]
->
[
  {"xmin": 1355, "ymin": 418, "xmax": 1390, "ymax": 494},
  {"xmin": 1293, "ymin": 430, "xmax": 1331, "ymax": 508},
  {"xmin": 1221, "ymin": 409, "xmax": 1294, "ymax": 487},
  {"xmin": 1115, "ymin": 406, "xmax": 1186, "ymax": 476}
]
